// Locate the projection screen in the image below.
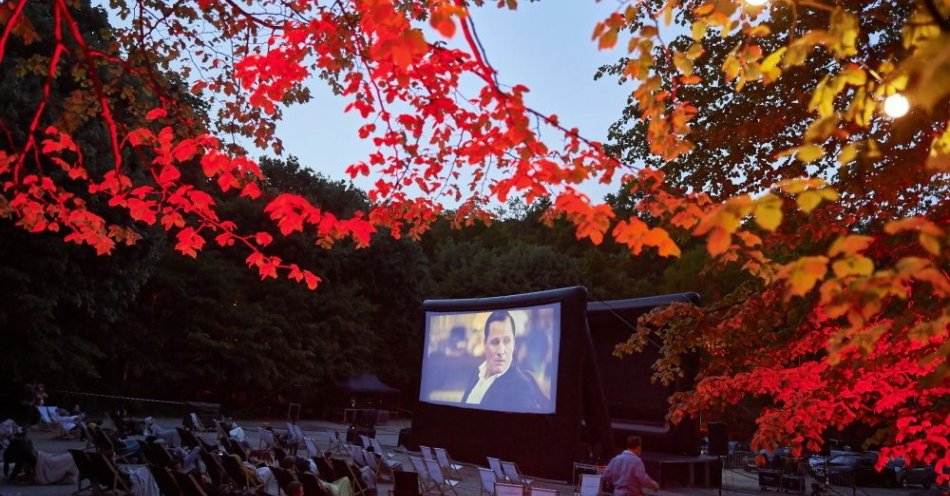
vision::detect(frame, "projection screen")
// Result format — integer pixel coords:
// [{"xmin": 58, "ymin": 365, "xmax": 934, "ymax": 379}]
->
[{"xmin": 419, "ymin": 302, "xmax": 561, "ymax": 414}]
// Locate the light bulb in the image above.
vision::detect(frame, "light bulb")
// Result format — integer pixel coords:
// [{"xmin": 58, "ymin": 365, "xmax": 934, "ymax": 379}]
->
[
  {"xmin": 745, "ymin": 0, "xmax": 769, "ymax": 5},
  {"xmin": 883, "ymin": 94, "xmax": 909, "ymax": 118}
]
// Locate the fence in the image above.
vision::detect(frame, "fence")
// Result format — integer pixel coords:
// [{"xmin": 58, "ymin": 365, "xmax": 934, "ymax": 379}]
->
[{"xmin": 720, "ymin": 451, "xmax": 859, "ymax": 496}]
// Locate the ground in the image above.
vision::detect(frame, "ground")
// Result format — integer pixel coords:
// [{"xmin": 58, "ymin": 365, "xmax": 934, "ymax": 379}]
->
[{"xmin": 1, "ymin": 416, "xmax": 944, "ymax": 496}]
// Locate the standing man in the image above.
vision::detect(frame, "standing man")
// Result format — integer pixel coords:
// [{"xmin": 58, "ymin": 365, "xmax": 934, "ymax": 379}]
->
[
  {"xmin": 460, "ymin": 310, "xmax": 549, "ymax": 412},
  {"xmin": 603, "ymin": 436, "xmax": 660, "ymax": 496}
]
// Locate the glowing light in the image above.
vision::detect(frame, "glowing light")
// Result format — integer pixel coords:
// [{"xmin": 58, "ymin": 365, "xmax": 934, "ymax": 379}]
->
[
  {"xmin": 883, "ymin": 94, "xmax": 909, "ymax": 118},
  {"xmin": 745, "ymin": 0, "xmax": 769, "ymax": 5}
]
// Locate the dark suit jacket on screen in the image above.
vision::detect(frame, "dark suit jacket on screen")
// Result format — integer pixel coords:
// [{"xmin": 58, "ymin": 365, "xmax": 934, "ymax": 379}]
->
[{"xmin": 460, "ymin": 366, "xmax": 550, "ymax": 412}]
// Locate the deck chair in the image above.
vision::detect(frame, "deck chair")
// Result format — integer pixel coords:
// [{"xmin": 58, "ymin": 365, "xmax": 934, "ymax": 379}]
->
[
  {"xmin": 363, "ymin": 449, "xmax": 384, "ymax": 480},
  {"xmin": 270, "ymin": 465, "xmax": 297, "ymax": 496},
  {"xmin": 89, "ymin": 450, "xmax": 133, "ymax": 495},
  {"xmin": 425, "ymin": 458, "xmax": 460, "ymax": 495},
  {"xmin": 314, "ymin": 454, "xmax": 337, "ymax": 481},
  {"xmin": 89, "ymin": 424, "xmax": 137, "ymax": 463},
  {"xmin": 327, "ymin": 430, "xmax": 347, "ymax": 456},
  {"xmin": 501, "ymin": 461, "xmax": 533, "ymax": 485},
  {"xmin": 578, "ymin": 474, "xmax": 604, "ymax": 496},
  {"xmin": 530, "ymin": 488, "xmax": 558, "ymax": 496},
  {"xmin": 350, "ymin": 445, "xmax": 368, "ymax": 467},
  {"xmin": 285, "ymin": 423, "xmax": 304, "ymax": 455},
  {"xmin": 391, "ymin": 470, "xmax": 422, "ymax": 496},
  {"xmin": 420, "ymin": 446, "xmax": 435, "ymax": 462},
  {"xmin": 221, "ymin": 453, "xmax": 264, "ymax": 492},
  {"xmin": 371, "ymin": 438, "xmax": 397, "ymax": 460},
  {"xmin": 434, "ymin": 447, "xmax": 463, "ymax": 479},
  {"xmin": 359, "ymin": 434, "xmax": 373, "ymax": 450},
  {"xmin": 149, "ymin": 464, "xmax": 184, "ymax": 496},
  {"xmin": 41, "ymin": 407, "xmax": 81, "ymax": 439},
  {"xmin": 302, "ymin": 472, "xmax": 332, "ymax": 496},
  {"xmin": 487, "ymin": 457, "xmax": 507, "ymax": 482},
  {"xmin": 478, "ymin": 467, "xmax": 497, "ymax": 496},
  {"xmin": 174, "ymin": 471, "xmax": 209, "ymax": 496},
  {"xmin": 409, "ymin": 456, "xmax": 436, "ymax": 493},
  {"xmin": 494, "ymin": 482, "xmax": 525, "ymax": 496},
  {"xmin": 197, "ymin": 449, "xmax": 228, "ymax": 487},
  {"xmin": 139, "ymin": 440, "xmax": 175, "ymax": 467},
  {"xmin": 67, "ymin": 448, "xmax": 96, "ymax": 495},
  {"xmin": 304, "ymin": 436, "xmax": 321, "ymax": 458},
  {"xmin": 333, "ymin": 458, "xmax": 370, "ymax": 496},
  {"xmin": 187, "ymin": 413, "xmax": 214, "ymax": 432},
  {"xmin": 259, "ymin": 427, "xmax": 279, "ymax": 449}
]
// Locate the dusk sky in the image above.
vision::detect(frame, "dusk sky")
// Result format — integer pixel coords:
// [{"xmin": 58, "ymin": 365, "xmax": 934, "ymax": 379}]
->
[{"xmin": 269, "ymin": 1, "xmax": 633, "ymax": 205}]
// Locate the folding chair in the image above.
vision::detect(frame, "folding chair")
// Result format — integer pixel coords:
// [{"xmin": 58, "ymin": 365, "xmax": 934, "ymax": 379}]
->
[
  {"xmin": 360, "ymin": 434, "xmax": 373, "ymax": 449},
  {"xmin": 302, "ymin": 471, "xmax": 333, "ymax": 496},
  {"xmin": 327, "ymin": 430, "xmax": 347, "ymax": 456},
  {"xmin": 494, "ymin": 482, "xmax": 525, "ymax": 496},
  {"xmin": 420, "ymin": 446, "xmax": 436, "ymax": 462},
  {"xmin": 148, "ymin": 464, "xmax": 185, "ymax": 496},
  {"xmin": 259, "ymin": 427, "xmax": 279, "ymax": 449},
  {"xmin": 579, "ymin": 473, "xmax": 604, "ymax": 496},
  {"xmin": 371, "ymin": 437, "xmax": 397, "ymax": 460},
  {"xmin": 67, "ymin": 448, "xmax": 96, "ymax": 495},
  {"xmin": 530, "ymin": 488, "xmax": 558, "ymax": 496},
  {"xmin": 285, "ymin": 423, "xmax": 304, "ymax": 455},
  {"xmin": 487, "ymin": 457, "xmax": 507, "ymax": 482},
  {"xmin": 305, "ymin": 436, "xmax": 321, "ymax": 458},
  {"xmin": 501, "ymin": 460, "xmax": 533, "ymax": 485},
  {"xmin": 314, "ymin": 454, "xmax": 337, "ymax": 481},
  {"xmin": 333, "ymin": 458, "xmax": 370, "ymax": 496},
  {"xmin": 89, "ymin": 450, "xmax": 133, "ymax": 495},
  {"xmin": 478, "ymin": 467, "xmax": 497, "ymax": 496},
  {"xmin": 350, "ymin": 445, "xmax": 369, "ymax": 467},
  {"xmin": 271, "ymin": 465, "xmax": 297, "ymax": 496},
  {"xmin": 434, "ymin": 447, "xmax": 464, "ymax": 479},
  {"xmin": 197, "ymin": 449, "xmax": 229, "ymax": 487},
  {"xmin": 363, "ymin": 449, "xmax": 382, "ymax": 479},
  {"xmin": 174, "ymin": 471, "xmax": 209, "ymax": 496},
  {"xmin": 409, "ymin": 456, "xmax": 436, "ymax": 493},
  {"xmin": 425, "ymin": 458, "xmax": 460, "ymax": 495},
  {"xmin": 221, "ymin": 453, "xmax": 265, "ymax": 492}
]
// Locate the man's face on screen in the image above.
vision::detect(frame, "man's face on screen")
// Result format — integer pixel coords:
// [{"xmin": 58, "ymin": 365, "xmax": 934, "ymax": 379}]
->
[{"xmin": 484, "ymin": 319, "xmax": 514, "ymax": 376}]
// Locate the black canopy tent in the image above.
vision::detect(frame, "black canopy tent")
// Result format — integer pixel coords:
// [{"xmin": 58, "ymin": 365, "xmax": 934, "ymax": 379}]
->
[{"xmin": 335, "ymin": 374, "xmax": 400, "ymax": 425}]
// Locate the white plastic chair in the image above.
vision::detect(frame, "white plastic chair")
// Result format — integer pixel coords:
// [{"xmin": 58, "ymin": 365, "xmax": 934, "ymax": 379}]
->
[
  {"xmin": 478, "ymin": 467, "xmax": 497, "ymax": 496},
  {"xmin": 501, "ymin": 461, "xmax": 533, "ymax": 485},
  {"xmin": 425, "ymin": 458, "xmax": 460, "ymax": 495},
  {"xmin": 434, "ymin": 447, "xmax": 464, "ymax": 479}
]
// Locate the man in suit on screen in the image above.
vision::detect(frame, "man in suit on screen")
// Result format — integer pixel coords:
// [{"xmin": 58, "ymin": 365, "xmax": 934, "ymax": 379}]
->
[{"xmin": 460, "ymin": 310, "xmax": 550, "ymax": 412}]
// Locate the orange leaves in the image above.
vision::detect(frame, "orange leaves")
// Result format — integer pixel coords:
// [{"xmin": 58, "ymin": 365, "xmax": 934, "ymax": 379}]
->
[
  {"xmin": 591, "ymin": 12, "xmax": 624, "ymax": 50},
  {"xmin": 613, "ymin": 218, "xmax": 681, "ymax": 257},
  {"xmin": 553, "ymin": 189, "xmax": 614, "ymax": 245},
  {"xmin": 174, "ymin": 227, "xmax": 205, "ymax": 258},
  {"xmin": 429, "ymin": 3, "xmax": 465, "ymax": 39},
  {"xmin": 885, "ymin": 217, "xmax": 945, "ymax": 256},
  {"xmin": 779, "ymin": 256, "xmax": 829, "ymax": 296}
]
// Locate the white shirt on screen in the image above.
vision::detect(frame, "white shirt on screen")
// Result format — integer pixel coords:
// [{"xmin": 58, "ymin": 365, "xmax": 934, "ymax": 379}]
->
[{"xmin": 465, "ymin": 360, "xmax": 511, "ymax": 404}]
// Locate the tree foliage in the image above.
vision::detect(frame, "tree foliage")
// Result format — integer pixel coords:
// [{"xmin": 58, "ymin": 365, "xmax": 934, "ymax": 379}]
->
[{"xmin": 0, "ymin": 0, "xmax": 947, "ymax": 478}]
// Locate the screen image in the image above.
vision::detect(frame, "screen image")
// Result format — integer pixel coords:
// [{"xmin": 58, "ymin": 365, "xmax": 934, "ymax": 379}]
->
[{"xmin": 419, "ymin": 303, "xmax": 561, "ymax": 414}]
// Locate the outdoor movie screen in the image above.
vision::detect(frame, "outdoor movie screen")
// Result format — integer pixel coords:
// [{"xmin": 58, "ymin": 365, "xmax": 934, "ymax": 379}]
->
[{"xmin": 419, "ymin": 303, "xmax": 561, "ymax": 414}]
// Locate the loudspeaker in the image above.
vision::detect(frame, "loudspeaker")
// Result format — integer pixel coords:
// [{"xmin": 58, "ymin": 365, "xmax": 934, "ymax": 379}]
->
[
  {"xmin": 708, "ymin": 422, "xmax": 728, "ymax": 456},
  {"xmin": 398, "ymin": 427, "xmax": 418, "ymax": 451}
]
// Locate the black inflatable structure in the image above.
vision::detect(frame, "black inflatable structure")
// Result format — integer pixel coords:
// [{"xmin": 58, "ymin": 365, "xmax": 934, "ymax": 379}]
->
[
  {"xmin": 412, "ymin": 287, "xmax": 705, "ymax": 482},
  {"xmin": 414, "ymin": 287, "xmax": 613, "ymax": 480},
  {"xmin": 587, "ymin": 293, "xmax": 702, "ymax": 457}
]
